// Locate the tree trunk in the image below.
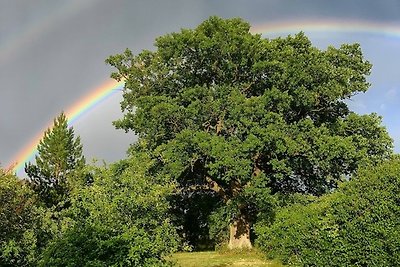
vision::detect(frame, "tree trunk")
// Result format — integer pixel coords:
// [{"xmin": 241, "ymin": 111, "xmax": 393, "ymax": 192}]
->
[{"xmin": 228, "ymin": 215, "xmax": 252, "ymax": 249}]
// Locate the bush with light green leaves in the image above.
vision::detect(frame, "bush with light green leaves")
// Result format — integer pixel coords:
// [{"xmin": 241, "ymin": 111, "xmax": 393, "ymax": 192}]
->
[
  {"xmin": 0, "ymin": 168, "xmax": 40, "ymax": 266},
  {"xmin": 39, "ymin": 153, "xmax": 179, "ymax": 267},
  {"xmin": 256, "ymin": 158, "xmax": 400, "ymax": 266}
]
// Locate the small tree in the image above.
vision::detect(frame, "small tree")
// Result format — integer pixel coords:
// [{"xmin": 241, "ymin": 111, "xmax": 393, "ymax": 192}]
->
[
  {"xmin": 25, "ymin": 112, "xmax": 85, "ymax": 207},
  {"xmin": 107, "ymin": 17, "xmax": 392, "ymax": 249}
]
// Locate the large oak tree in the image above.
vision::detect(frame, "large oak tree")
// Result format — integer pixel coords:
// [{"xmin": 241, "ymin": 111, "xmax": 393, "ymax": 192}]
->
[{"xmin": 107, "ymin": 17, "xmax": 392, "ymax": 248}]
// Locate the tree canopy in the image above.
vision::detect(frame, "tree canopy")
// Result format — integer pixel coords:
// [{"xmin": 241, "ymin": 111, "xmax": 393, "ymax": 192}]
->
[{"xmin": 107, "ymin": 16, "xmax": 393, "ymax": 248}]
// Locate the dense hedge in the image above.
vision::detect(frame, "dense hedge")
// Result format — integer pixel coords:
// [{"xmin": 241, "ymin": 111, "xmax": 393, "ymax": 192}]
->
[{"xmin": 256, "ymin": 159, "xmax": 400, "ymax": 266}]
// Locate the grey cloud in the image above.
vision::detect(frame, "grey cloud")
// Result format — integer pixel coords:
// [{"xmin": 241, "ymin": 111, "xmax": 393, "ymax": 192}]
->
[{"xmin": 1, "ymin": 0, "xmax": 400, "ymax": 172}]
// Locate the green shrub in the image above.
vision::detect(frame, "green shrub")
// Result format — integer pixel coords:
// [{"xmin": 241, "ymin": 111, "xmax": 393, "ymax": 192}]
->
[
  {"xmin": 0, "ymin": 169, "xmax": 40, "ymax": 266},
  {"xmin": 256, "ymin": 159, "xmax": 400, "ymax": 266},
  {"xmin": 39, "ymin": 155, "xmax": 179, "ymax": 266},
  {"xmin": 40, "ymin": 221, "xmax": 177, "ymax": 267}
]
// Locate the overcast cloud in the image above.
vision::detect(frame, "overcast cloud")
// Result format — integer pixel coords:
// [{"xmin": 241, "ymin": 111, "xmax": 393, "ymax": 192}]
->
[{"xmin": 1, "ymin": 0, "xmax": 400, "ymax": 176}]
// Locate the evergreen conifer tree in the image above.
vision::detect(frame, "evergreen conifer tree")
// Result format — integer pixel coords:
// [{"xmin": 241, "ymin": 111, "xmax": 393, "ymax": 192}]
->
[{"xmin": 25, "ymin": 112, "xmax": 85, "ymax": 207}]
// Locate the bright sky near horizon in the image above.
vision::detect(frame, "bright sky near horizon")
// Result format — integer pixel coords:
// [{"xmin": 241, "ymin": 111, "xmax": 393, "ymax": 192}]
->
[{"xmin": 1, "ymin": 0, "xmax": 400, "ymax": 176}]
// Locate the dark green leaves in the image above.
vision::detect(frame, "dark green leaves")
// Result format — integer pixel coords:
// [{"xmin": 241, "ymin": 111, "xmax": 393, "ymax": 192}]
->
[{"xmin": 107, "ymin": 16, "xmax": 392, "ymax": 247}]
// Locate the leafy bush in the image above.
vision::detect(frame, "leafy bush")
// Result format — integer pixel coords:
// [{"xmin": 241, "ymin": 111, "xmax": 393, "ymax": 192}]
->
[
  {"xmin": 39, "ymin": 155, "xmax": 179, "ymax": 266},
  {"xmin": 0, "ymin": 169, "xmax": 40, "ymax": 266},
  {"xmin": 256, "ymin": 159, "xmax": 400, "ymax": 266}
]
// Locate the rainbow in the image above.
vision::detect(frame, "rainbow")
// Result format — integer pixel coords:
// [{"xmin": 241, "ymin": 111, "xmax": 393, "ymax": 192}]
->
[
  {"xmin": 9, "ymin": 79, "xmax": 124, "ymax": 176},
  {"xmin": 250, "ymin": 18, "xmax": 400, "ymax": 38},
  {"xmin": 8, "ymin": 18, "xmax": 400, "ymax": 176}
]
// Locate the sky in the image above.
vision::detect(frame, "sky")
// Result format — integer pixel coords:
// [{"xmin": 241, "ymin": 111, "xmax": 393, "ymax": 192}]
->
[{"xmin": 1, "ymin": 0, "xmax": 400, "ymax": 176}]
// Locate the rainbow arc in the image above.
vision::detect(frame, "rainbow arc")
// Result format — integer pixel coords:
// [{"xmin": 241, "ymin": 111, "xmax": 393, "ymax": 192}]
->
[
  {"xmin": 251, "ymin": 19, "xmax": 400, "ymax": 38},
  {"xmin": 9, "ymin": 18, "xmax": 400, "ymax": 176},
  {"xmin": 9, "ymin": 79, "xmax": 124, "ymax": 176}
]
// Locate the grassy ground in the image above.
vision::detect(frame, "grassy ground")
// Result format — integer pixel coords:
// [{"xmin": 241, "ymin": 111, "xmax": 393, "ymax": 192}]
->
[{"xmin": 170, "ymin": 251, "xmax": 283, "ymax": 267}]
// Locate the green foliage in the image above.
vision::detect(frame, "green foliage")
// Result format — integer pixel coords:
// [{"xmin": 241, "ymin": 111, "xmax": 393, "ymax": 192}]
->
[
  {"xmin": 25, "ymin": 112, "xmax": 85, "ymax": 207},
  {"xmin": 39, "ymin": 153, "xmax": 179, "ymax": 266},
  {"xmin": 256, "ymin": 159, "xmax": 400, "ymax": 266},
  {"xmin": 207, "ymin": 205, "xmax": 231, "ymax": 245},
  {"xmin": 107, "ymin": 16, "xmax": 392, "ymax": 246},
  {"xmin": 170, "ymin": 189, "xmax": 222, "ymax": 250},
  {"xmin": 4, "ymin": 108, "xmax": 179, "ymax": 266},
  {"xmin": 0, "ymin": 169, "xmax": 38, "ymax": 266}
]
